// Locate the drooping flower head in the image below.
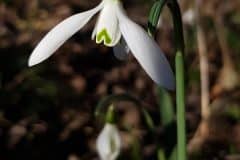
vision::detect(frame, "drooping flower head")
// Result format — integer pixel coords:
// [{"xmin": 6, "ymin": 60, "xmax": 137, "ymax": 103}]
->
[
  {"xmin": 96, "ymin": 123, "xmax": 121, "ymax": 160},
  {"xmin": 96, "ymin": 105, "xmax": 121, "ymax": 160},
  {"xmin": 28, "ymin": 0, "xmax": 175, "ymax": 90}
]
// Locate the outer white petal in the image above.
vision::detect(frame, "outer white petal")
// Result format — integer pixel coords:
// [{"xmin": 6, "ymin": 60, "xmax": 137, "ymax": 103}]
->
[
  {"xmin": 96, "ymin": 123, "xmax": 121, "ymax": 160},
  {"xmin": 28, "ymin": 2, "xmax": 104, "ymax": 67},
  {"xmin": 94, "ymin": 1, "xmax": 121, "ymax": 47},
  {"xmin": 113, "ymin": 39, "xmax": 129, "ymax": 60},
  {"xmin": 91, "ymin": 20, "xmax": 98, "ymax": 40},
  {"xmin": 116, "ymin": 4, "xmax": 175, "ymax": 90}
]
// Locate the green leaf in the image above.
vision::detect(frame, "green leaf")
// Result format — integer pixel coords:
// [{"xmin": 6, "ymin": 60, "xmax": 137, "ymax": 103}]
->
[
  {"xmin": 168, "ymin": 147, "xmax": 177, "ymax": 160},
  {"xmin": 158, "ymin": 148, "xmax": 166, "ymax": 160},
  {"xmin": 148, "ymin": 0, "xmax": 167, "ymax": 35},
  {"xmin": 142, "ymin": 108, "xmax": 155, "ymax": 131},
  {"xmin": 157, "ymin": 87, "xmax": 174, "ymax": 126},
  {"xmin": 131, "ymin": 135, "xmax": 142, "ymax": 160}
]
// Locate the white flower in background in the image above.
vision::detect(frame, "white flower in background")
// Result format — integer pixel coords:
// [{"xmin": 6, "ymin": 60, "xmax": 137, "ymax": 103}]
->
[
  {"xmin": 96, "ymin": 123, "xmax": 121, "ymax": 160},
  {"xmin": 182, "ymin": 8, "xmax": 195, "ymax": 25},
  {"xmin": 28, "ymin": 0, "xmax": 175, "ymax": 90}
]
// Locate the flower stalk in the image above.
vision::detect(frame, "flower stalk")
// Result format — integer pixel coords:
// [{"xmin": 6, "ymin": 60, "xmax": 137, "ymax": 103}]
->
[
  {"xmin": 167, "ymin": 0, "xmax": 186, "ymax": 160},
  {"xmin": 148, "ymin": 0, "xmax": 186, "ymax": 159},
  {"xmin": 105, "ymin": 104, "xmax": 116, "ymax": 124},
  {"xmin": 148, "ymin": 0, "xmax": 168, "ymax": 36}
]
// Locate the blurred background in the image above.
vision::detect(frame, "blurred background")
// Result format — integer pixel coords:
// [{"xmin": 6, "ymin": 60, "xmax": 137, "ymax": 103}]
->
[{"xmin": 0, "ymin": 0, "xmax": 240, "ymax": 159}]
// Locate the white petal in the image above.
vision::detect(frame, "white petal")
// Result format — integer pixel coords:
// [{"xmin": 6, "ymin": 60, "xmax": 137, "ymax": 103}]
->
[
  {"xmin": 116, "ymin": 4, "xmax": 175, "ymax": 90},
  {"xmin": 94, "ymin": 1, "xmax": 121, "ymax": 47},
  {"xmin": 28, "ymin": 2, "xmax": 104, "ymax": 67},
  {"xmin": 96, "ymin": 124, "xmax": 121, "ymax": 160},
  {"xmin": 91, "ymin": 20, "xmax": 98, "ymax": 40},
  {"xmin": 113, "ymin": 39, "xmax": 129, "ymax": 60}
]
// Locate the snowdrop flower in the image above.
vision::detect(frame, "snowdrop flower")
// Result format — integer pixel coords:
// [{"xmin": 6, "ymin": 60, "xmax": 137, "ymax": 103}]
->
[
  {"xmin": 28, "ymin": 0, "xmax": 175, "ymax": 90},
  {"xmin": 182, "ymin": 8, "xmax": 195, "ymax": 25},
  {"xmin": 96, "ymin": 123, "xmax": 121, "ymax": 160}
]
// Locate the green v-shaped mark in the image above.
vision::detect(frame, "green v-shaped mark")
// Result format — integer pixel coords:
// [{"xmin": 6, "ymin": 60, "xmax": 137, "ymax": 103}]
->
[{"xmin": 96, "ymin": 28, "xmax": 112, "ymax": 45}]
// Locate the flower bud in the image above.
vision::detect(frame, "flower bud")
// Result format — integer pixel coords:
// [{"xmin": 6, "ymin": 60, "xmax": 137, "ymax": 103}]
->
[{"xmin": 96, "ymin": 123, "xmax": 121, "ymax": 160}]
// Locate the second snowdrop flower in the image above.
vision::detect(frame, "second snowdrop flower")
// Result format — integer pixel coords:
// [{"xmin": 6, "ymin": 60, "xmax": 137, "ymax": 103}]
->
[
  {"xmin": 28, "ymin": 0, "xmax": 175, "ymax": 90},
  {"xmin": 96, "ymin": 105, "xmax": 121, "ymax": 160},
  {"xmin": 96, "ymin": 123, "xmax": 121, "ymax": 160}
]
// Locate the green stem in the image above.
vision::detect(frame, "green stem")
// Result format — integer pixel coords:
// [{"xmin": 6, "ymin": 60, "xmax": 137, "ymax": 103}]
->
[
  {"xmin": 175, "ymin": 51, "xmax": 186, "ymax": 160},
  {"xmin": 105, "ymin": 104, "xmax": 116, "ymax": 124},
  {"xmin": 157, "ymin": 148, "xmax": 166, "ymax": 160},
  {"xmin": 95, "ymin": 94, "xmax": 141, "ymax": 118},
  {"xmin": 167, "ymin": 0, "xmax": 185, "ymax": 53},
  {"xmin": 168, "ymin": 0, "xmax": 186, "ymax": 160}
]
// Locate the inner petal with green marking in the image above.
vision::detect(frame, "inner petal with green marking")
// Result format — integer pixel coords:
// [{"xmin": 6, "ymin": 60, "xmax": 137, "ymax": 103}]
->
[{"xmin": 96, "ymin": 28, "xmax": 112, "ymax": 46}]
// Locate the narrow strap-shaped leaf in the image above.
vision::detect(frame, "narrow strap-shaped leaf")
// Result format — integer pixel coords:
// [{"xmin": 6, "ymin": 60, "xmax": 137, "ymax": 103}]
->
[
  {"xmin": 148, "ymin": 0, "xmax": 168, "ymax": 35},
  {"xmin": 157, "ymin": 86, "xmax": 174, "ymax": 126}
]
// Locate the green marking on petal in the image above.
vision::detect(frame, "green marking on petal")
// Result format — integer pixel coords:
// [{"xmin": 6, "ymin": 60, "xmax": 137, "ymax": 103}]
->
[
  {"xmin": 96, "ymin": 28, "xmax": 112, "ymax": 45},
  {"xmin": 110, "ymin": 135, "xmax": 116, "ymax": 153}
]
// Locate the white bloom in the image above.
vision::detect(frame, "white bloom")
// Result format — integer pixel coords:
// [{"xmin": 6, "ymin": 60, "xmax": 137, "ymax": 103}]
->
[
  {"xmin": 183, "ymin": 9, "xmax": 195, "ymax": 25},
  {"xmin": 28, "ymin": 0, "xmax": 175, "ymax": 90},
  {"xmin": 96, "ymin": 123, "xmax": 121, "ymax": 160}
]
